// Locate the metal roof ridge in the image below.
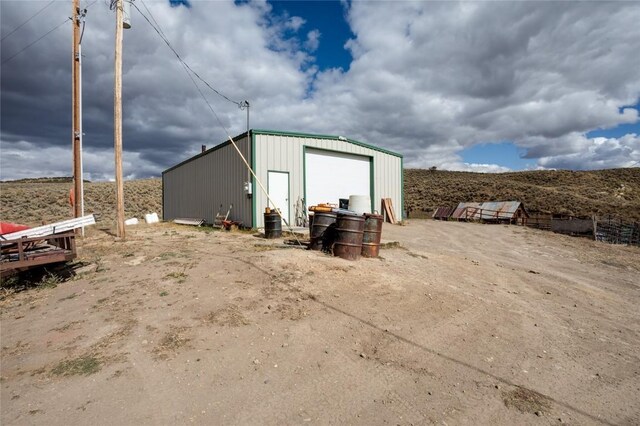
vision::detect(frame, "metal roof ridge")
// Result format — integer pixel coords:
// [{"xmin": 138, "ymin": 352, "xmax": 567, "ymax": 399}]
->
[
  {"xmin": 251, "ymin": 129, "xmax": 403, "ymax": 158},
  {"xmin": 163, "ymin": 129, "xmax": 403, "ymax": 175}
]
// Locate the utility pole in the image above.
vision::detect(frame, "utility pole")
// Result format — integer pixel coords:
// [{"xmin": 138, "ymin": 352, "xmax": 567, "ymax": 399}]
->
[
  {"xmin": 114, "ymin": 0, "xmax": 125, "ymax": 238},
  {"xmin": 72, "ymin": 0, "xmax": 82, "ymax": 223}
]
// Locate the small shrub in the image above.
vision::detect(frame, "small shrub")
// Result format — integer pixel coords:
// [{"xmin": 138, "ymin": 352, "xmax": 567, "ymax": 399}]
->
[
  {"xmin": 164, "ymin": 271, "xmax": 187, "ymax": 283},
  {"xmin": 39, "ymin": 271, "xmax": 62, "ymax": 289},
  {"xmin": 51, "ymin": 355, "xmax": 101, "ymax": 376}
]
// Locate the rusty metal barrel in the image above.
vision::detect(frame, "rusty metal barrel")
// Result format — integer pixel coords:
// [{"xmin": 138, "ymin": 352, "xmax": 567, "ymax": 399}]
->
[
  {"xmin": 361, "ymin": 213, "xmax": 383, "ymax": 258},
  {"xmin": 264, "ymin": 212, "xmax": 282, "ymax": 239},
  {"xmin": 309, "ymin": 212, "xmax": 336, "ymax": 250},
  {"xmin": 333, "ymin": 213, "xmax": 365, "ymax": 260}
]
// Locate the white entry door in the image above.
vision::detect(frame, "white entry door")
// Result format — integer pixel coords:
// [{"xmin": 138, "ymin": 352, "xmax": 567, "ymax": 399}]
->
[{"xmin": 268, "ymin": 171, "xmax": 290, "ymax": 225}]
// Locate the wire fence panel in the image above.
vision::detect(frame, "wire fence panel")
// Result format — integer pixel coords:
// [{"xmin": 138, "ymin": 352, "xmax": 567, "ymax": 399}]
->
[
  {"xmin": 529, "ymin": 216, "xmax": 639, "ymax": 246},
  {"xmin": 595, "ymin": 218, "xmax": 640, "ymax": 246},
  {"xmin": 435, "ymin": 209, "xmax": 639, "ymax": 246}
]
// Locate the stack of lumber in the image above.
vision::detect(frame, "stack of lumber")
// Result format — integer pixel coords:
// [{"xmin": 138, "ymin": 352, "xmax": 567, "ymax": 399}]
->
[{"xmin": 381, "ymin": 198, "xmax": 397, "ymax": 224}]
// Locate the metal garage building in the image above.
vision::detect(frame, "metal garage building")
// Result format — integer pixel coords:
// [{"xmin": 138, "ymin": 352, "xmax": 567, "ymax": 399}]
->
[{"xmin": 162, "ymin": 129, "xmax": 403, "ymax": 228}]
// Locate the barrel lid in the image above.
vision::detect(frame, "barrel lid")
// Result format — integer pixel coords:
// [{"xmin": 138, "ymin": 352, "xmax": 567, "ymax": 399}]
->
[{"xmin": 364, "ymin": 213, "xmax": 383, "ymax": 219}]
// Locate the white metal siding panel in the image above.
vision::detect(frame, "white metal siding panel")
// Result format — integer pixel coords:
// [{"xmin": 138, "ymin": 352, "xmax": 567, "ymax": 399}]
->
[
  {"xmin": 253, "ymin": 133, "xmax": 402, "ymax": 227},
  {"xmin": 163, "ymin": 137, "xmax": 251, "ymax": 226}
]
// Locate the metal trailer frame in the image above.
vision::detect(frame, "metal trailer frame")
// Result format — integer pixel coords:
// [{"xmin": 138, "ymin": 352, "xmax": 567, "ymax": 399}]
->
[{"xmin": 1, "ymin": 231, "xmax": 77, "ymax": 278}]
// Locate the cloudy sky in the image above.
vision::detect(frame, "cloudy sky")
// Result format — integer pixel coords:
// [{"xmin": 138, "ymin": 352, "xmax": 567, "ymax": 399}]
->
[{"xmin": 1, "ymin": 0, "xmax": 639, "ymax": 180}]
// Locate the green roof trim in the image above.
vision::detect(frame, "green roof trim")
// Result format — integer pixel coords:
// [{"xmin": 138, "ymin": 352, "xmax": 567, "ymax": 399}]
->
[
  {"xmin": 252, "ymin": 129, "xmax": 403, "ymax": 158},
  {"xmin": 162, "ymin": 129, "xmax": 402, "ymax": 176}
]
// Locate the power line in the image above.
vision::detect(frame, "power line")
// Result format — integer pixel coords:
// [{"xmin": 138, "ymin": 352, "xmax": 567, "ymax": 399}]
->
[
  {"xmin": 85, "ymin": 0, "xmax": 100, "ymax": 10},
  {"xmin": 80, "ymin": 0, "xmax": 99, "ymax": 44},
  {"xmin": 1, "ymin": 18, "xmax": 69, "ymax": 66},
  {"xmin": 132, "ymin": 2, "xmax": 231, "ymax": 129},
  {"xmin": 133, "ymin": 0, "xmax": 242, "ymax": 107},
  {"xmin": 1, "ymin": 0, "xmax": 99, "ymax": 66},
  {"xmin": 140, "ymin": 0, "xmax": 167, "ymax": 40},
  {"xmin": 135, "ymin": 1, "xmax": 300, "ymax": 244},
  {"xmin": 1, "ymin": 0, "xmax": 56, "ymax": 42}
]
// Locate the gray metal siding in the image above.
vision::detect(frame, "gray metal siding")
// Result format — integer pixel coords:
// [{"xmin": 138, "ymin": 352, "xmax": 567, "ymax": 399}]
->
[
  {"xmin": 163, "ymin": 137, "xmax": 251, "ymax": 226},
  {"xmin": 253, "ymin": 133, "xmax": 402, "ymax": 227}
]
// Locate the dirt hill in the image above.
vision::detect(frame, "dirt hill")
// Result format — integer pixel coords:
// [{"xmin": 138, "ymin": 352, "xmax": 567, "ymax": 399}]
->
[
  {"xmin": 405, "ymin": 168, "xmax": 640, "ymax": 221},
  {"xmin": 1, "ymin": 168, "xmax": 639, "ymax": 226}
]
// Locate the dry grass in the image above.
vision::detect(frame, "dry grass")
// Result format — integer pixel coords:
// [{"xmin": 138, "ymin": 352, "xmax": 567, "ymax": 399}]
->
[
  {"xmin": 204, "ymin": 305, "xmax": 251, "ymax": 327},
  {"xmin": 405, "ymin": 168, "xmax": 640, "ymax": 221},
  {"xmin": 502, "ymin": 387, "xmax": 552, "ymax": 415},
  {"xmin": 51, "ymin": 355, "xmax": 101, "ymax": 377},
  {"xmin": 2, "ymin": 168, "xmax": 639, "ymax": 226},
  {"xmin": 0, "ymin": 177, "xmax": 161, "ymax": 226}
]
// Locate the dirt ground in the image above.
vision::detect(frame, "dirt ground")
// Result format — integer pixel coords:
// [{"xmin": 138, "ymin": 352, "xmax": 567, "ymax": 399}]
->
[{"xmin": 1, "ymin": 220, "xmax": 639, "ymax": 425}]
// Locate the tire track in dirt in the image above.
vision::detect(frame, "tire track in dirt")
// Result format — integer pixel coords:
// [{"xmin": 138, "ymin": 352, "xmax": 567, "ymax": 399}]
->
[{"xmin": 212, "ymin": 249, "xmax": 616, "ymax": 425}]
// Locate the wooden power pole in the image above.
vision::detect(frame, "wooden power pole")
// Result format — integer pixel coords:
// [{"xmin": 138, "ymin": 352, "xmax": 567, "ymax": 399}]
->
[
  {"xmin": 72, "ymin": 0, "xmax": 82, "ymax": 221},
  {"xmin": 114, "ymin": 0, "xmax": 125, "ymax": 238}
]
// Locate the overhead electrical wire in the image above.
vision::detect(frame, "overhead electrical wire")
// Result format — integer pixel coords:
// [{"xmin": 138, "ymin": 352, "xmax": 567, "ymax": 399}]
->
[
  {"xmin": 1, "ymin": 18, "xmax": 70, "ymax": 66},
  {"xmin": 133, "ymin": 0, "xmax": 242, "ymax": 107},
  {"xmin": 140, "ymin": 0, "xmax": 168, "ymax": 40},
  {"xmin": 1, "ymin": 0, "xmax": 56, "ymax": 42},
  {"xmin": 1, "ymin": 0, "xmax": 98, "ymax": 66},
  {"xmin": 79, "ymin": 0, "xmax": 99, "ymax": 44},
  {"xmin": 132, "ymin": 3, "xmax": 237, "ymax": 142},
  {"xmin": 133, "ymin": 2, "xmax": 302, "ymax": 244}
]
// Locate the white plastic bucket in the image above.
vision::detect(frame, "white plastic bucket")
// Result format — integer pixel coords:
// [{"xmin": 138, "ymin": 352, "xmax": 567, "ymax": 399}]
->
[
  {"xmin": 145, "ymin": 212, "xmax": 159, "ymax": 224},
  {"xmin": 348, "ymin": 195, "xmax": 371, "ymax": 215}
]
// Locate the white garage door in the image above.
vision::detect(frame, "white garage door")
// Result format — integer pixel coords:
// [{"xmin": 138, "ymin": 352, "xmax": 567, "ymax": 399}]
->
[{"xmin": 305, "ymin": 149, "xmax": 371, "ymax": 210}]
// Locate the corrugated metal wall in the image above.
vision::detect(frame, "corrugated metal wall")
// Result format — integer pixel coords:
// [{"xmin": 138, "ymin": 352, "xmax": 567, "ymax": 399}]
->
[
  {"xmin": 162, "ymin": 137, "xmax": 252, "ymax": 226},
  {"xmin": 253, "ymin": 132, "xmax": 402, "ymax": 228}
]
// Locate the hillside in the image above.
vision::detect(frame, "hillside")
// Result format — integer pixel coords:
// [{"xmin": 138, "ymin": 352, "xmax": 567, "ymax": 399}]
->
[
  {"xmin": 0, "ymin": 178, "xmax": 162, "ymax": 226},
  {"xmin": 405, "ymin": 168, "xmax": 640, "ymax": 221},
  {"xmin": 1, "ymin": 168, "xmax": 639, "ymax": 226}
]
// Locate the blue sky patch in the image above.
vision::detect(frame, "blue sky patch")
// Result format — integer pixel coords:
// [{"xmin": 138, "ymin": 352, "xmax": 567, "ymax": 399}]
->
[
  {"xmin": 588, "ymin": 103, "xmax": 639, "ymax": 138},
  {"xmin": 169, "ymin": 0, "xmax": 191, "ymax": 8},
  {"xmin": 461, "ymin": 142, "xmax": 534, "ymax": 170},
  {"xmin": 269, "ymin": 0, "xmax": 353, "ymax": 70},
  {"xmin": 587, "ymin": 121, "xmax": 640, "ymax": 139}
]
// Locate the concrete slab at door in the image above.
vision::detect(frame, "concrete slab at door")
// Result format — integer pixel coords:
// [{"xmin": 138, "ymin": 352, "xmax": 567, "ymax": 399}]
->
[{"xmin": 267, "ymin": 171, "xmax": 290, "ymax": 225}]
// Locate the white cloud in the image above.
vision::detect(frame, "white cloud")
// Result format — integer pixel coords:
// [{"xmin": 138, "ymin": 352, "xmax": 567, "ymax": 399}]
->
[
  {"xmin": 536, "ymin": 133, "xmax": 640, "ymax": 170},
  {"xmin": 1, "ymin": 0, "xmax": 639, "ymax": 181},
  {"xmin": 314, "ymin": 1, "xmax": 640, "ymax": 167},
  {"xmin": 304, "ymin": 29, "xmax": 320, "ymax": 52},
  {"xmin": 402, "ymin": 142, "xmax": 511, "ymax": 173},
  {"xmin": 286, "ymin": 16, "xmax": 306, "ymax": 32},
  {"xmin": 448, "ymin": 163, "xmax": 512, "ymax": 174},
  {"xmin": 0, "ymin": 141, "xmax": 163, "ymax": 181}
]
